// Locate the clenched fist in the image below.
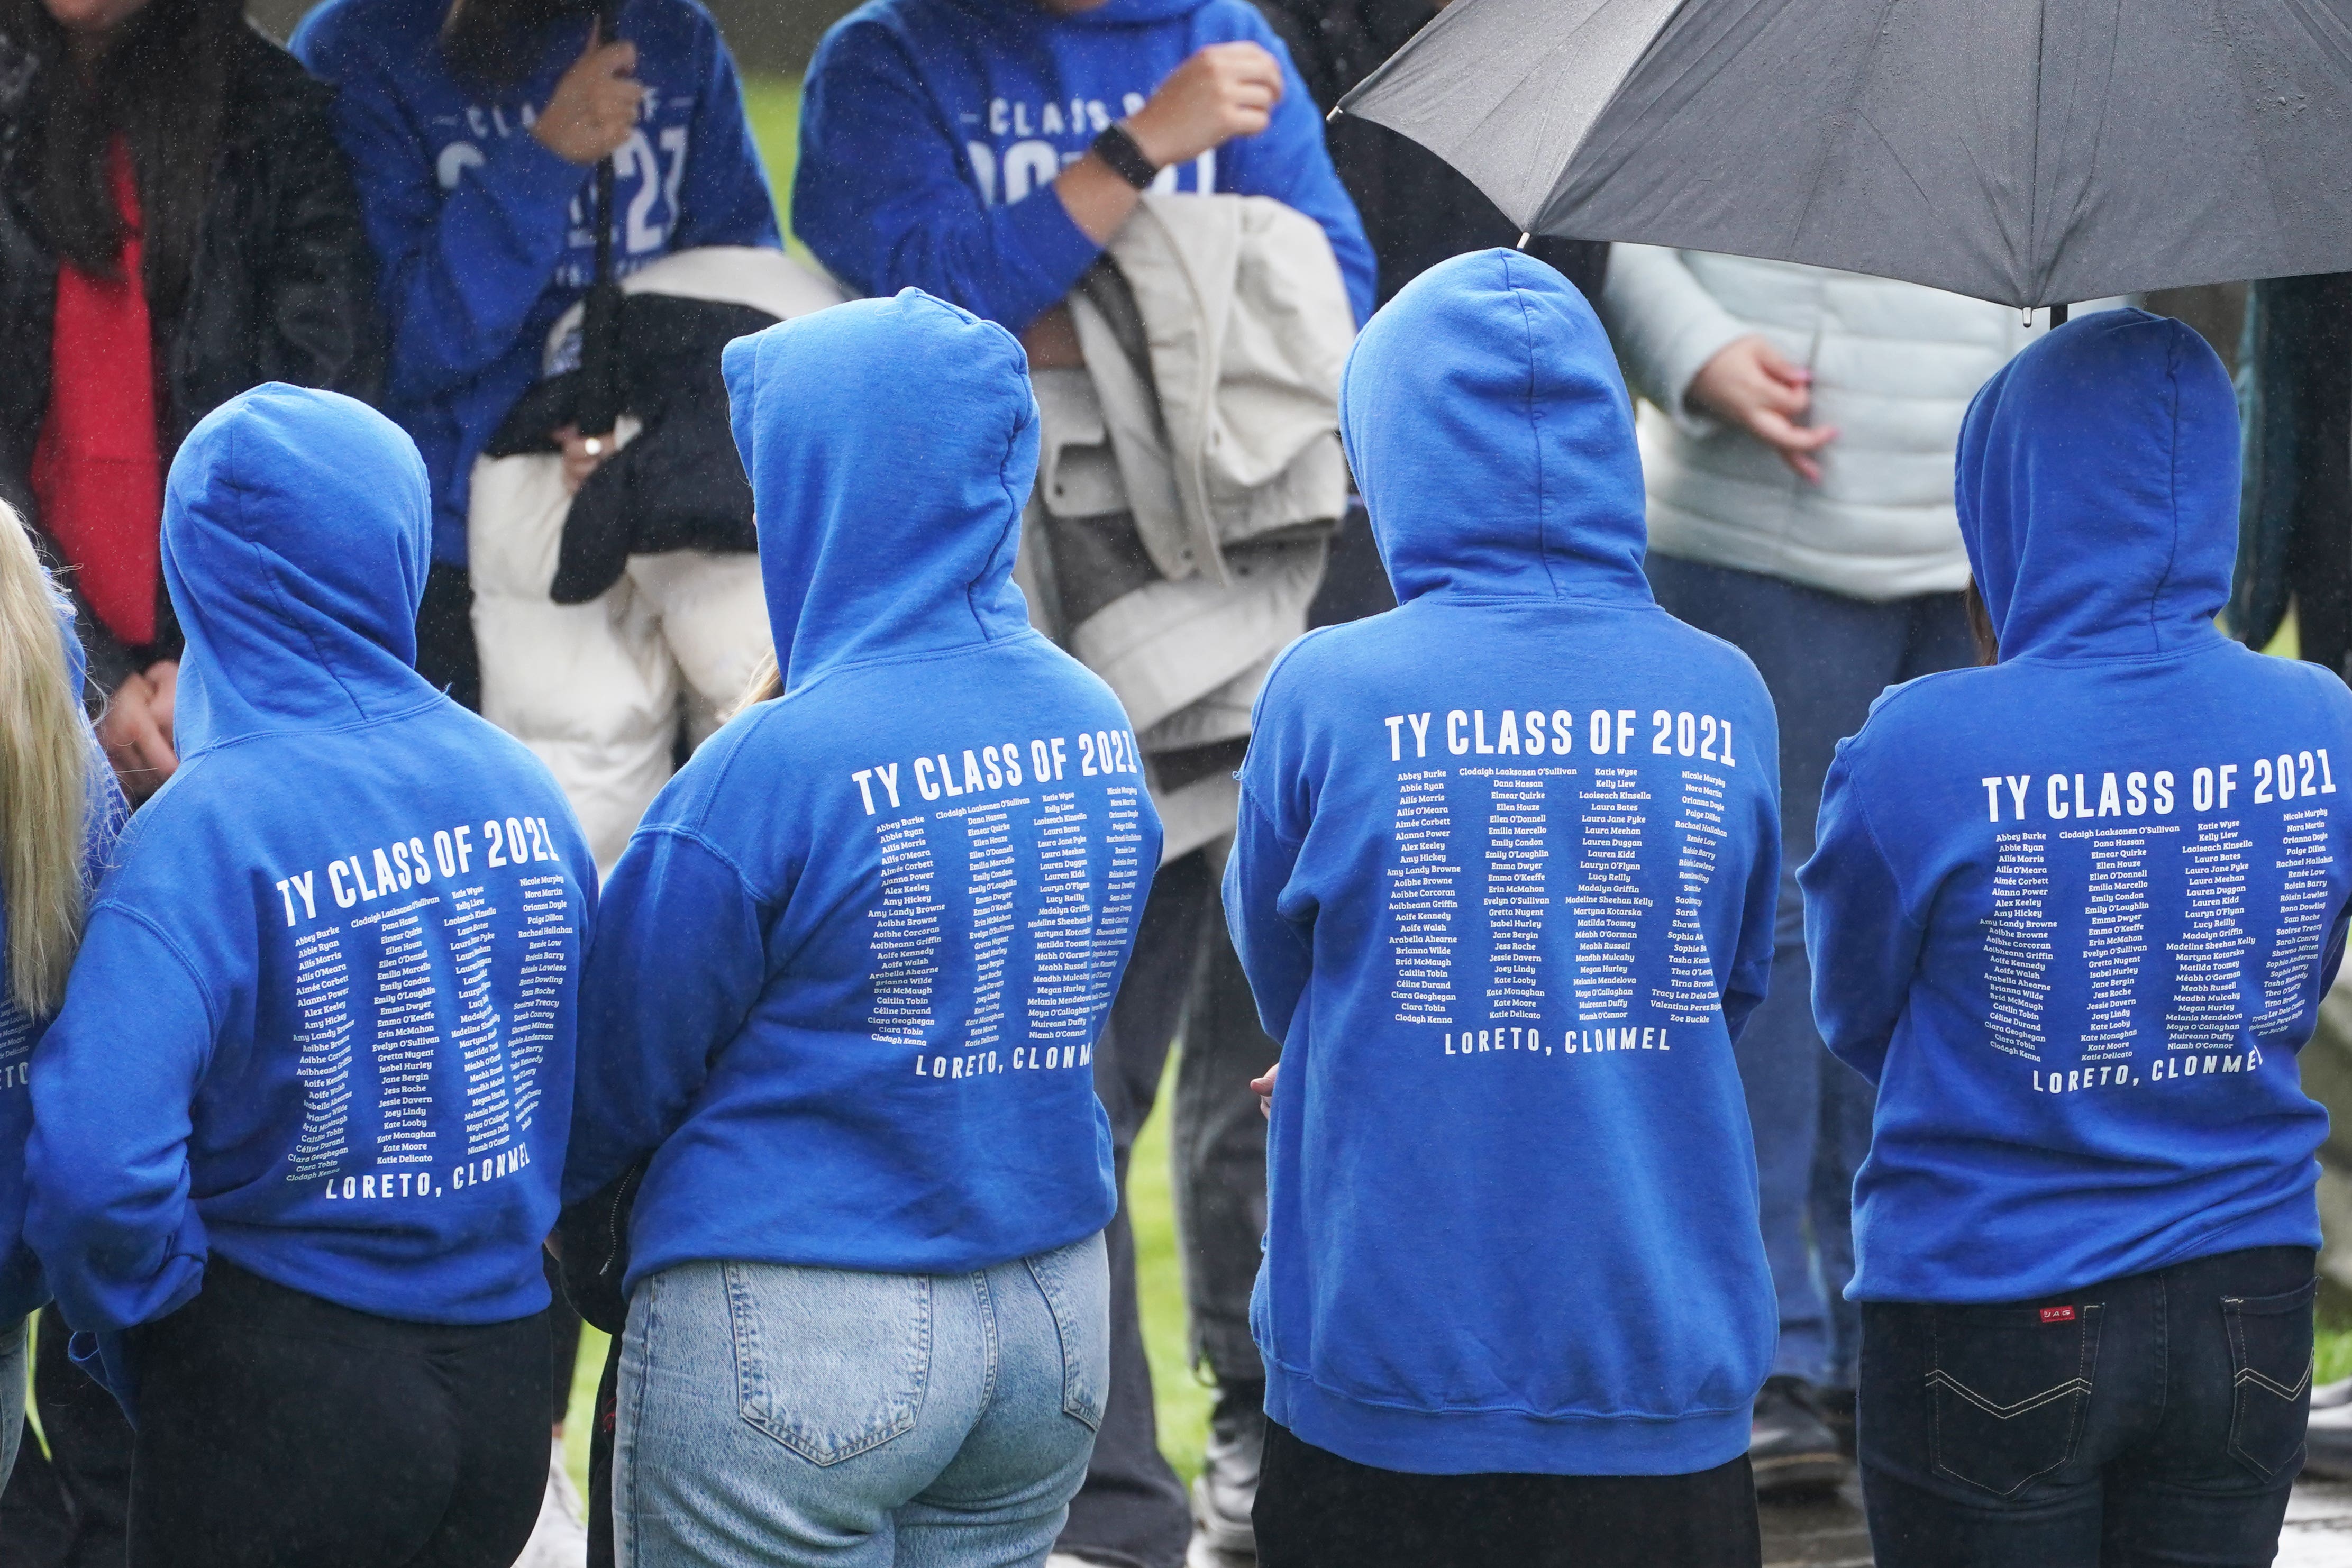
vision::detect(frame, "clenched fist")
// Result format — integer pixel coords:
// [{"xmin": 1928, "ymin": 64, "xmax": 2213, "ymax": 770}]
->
[{"xmin": 1126, "ymin": 42, "xmax": 1284, "ymax": 168}]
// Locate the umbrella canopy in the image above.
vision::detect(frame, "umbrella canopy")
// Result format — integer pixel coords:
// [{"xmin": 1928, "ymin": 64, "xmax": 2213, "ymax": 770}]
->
[{"xmin": 1338, "ymin": 0, "xmax": 2352, "ymax": 308}]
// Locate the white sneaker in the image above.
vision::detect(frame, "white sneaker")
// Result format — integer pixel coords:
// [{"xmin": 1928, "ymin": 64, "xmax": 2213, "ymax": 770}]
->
[{"xmin": 511, "ymin": 1436, "xmax": 589, "ymax": 1568}]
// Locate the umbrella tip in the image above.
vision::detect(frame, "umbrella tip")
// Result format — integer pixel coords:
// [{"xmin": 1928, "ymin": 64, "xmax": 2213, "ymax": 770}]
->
[
  {"xmin": 1326, "ymin": 105, "xmax": 1342, "ymax": 123},
  {"xmin": 1517, "ymin": 232, "xmax": 1533, "ymax": 251}
]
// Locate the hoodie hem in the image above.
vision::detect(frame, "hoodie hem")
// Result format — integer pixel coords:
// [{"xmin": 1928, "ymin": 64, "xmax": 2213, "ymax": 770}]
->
[
  {"xmin": 1263, "ymin": 1359, "xmax": 1754, "ymax": 1477},
  {"xmin": 204, "ymin": 1231, "xmax": 554, "ymax": 1326}
]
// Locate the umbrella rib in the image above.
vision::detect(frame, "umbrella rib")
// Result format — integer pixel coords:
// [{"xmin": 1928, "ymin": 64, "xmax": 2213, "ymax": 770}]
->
[{"xmin": 1786, "ymin": 0, "xmax": 1907, "ymax": 251}]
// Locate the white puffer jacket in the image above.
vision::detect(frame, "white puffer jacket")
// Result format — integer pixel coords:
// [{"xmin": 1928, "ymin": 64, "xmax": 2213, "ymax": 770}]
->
[{"xmin": 1601, "ymin": 248, "xmax": 2079, "ymax": 603}]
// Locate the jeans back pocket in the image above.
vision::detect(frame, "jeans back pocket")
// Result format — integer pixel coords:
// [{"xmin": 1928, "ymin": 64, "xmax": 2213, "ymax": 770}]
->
[
  {"xmin": 2223, "ymin": 1278, "xmax": 2316, "ymax": 1481},
  {"xmin": 1927, "ymin": 1301, "xmax": 2101, "ymax": 1498},
  {"xmin": 1023, "ymin": 1233, "xmax": 1109, "ymax": 1431},
  {"xmin": 724, "ymin": 1261, "xmax": 933, "ymax": 1466}
]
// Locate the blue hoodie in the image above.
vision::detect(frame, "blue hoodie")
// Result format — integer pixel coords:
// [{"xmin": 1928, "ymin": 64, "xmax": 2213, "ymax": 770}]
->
[
  {"xmin": 1225, "ymin": 251, "xmax": 1781, "ymax": 1477},
  {"xmin": 294, "ymin": 0, "xmax": 781, "ymax": 564},
  {"xmin": 1803, "ymin": 311, "xmax": 2352, "ymax": 1305},
  {"xmin": 794, "ymin": 0, "xmax": 1376, "ymax": 335},
  {"xmin": 25, "ymin": 386, "xmax": 596, "ymax": 1346},
  {"xmin": 0, "ymin": 615, "xmax": 124, "ymax": 1326},
  {"xmin": 563, "ymin": 290, "xmax": 1161, "ymax": 1286}
]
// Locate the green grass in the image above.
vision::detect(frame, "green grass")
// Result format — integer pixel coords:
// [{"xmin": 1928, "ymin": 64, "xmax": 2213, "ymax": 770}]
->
[{"xmin": 743, "ymin": 75, "xmax": 808, "ymax": 262}]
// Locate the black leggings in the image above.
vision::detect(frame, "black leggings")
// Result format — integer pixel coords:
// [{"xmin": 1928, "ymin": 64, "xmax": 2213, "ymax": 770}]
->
[
  {"xmin": 1254, "ymin": 1421, "xmax": 1762, "ymax": 1568},
  {"xmin": 128, "ymin": 1262, "xmax": 549, "ymax": 1568}
]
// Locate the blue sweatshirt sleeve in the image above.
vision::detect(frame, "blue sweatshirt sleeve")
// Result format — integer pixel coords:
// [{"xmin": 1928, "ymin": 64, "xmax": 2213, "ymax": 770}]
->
[
  {"xmin": 671, "ymin": 22, "xmax": 783, "ymax": 251},
  {"xmin": 792, "ymin": 21, "xmax": 1107, "ymax": 334},
  {"xmin": 1225, "ymin": 771, "xmax": 1315, "ymax": 1044},
  {"xmin": 295, "ymin": 22, "xmax": 590, "ymax": 405},
  {"xmin": 1801, "ymin": 744, "xmax": 1923, "ymax": 1086},
  {"xmin": 1220, "ymin": 24, "xmax": 1375, "ymax": 328},
  {"xmin": 1724, "ymin": 791, "xmax": 1780, "ymax": 1043},
  {"xmin": 26, "ymin": 907, "xmax": 215, "ymax": 1333},
  {"xmin": 563, "ymin": 827, "xmax": 772, "ymax": 1205}
]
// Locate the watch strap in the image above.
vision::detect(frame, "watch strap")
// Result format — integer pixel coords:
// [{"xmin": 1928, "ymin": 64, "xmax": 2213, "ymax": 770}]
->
[{"xmin": 1091, "ymin": 122, "xmax": 1160, "ymax": 192}]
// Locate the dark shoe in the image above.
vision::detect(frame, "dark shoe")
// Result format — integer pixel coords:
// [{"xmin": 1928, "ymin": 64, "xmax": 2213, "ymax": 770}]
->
[
  {"xmin": 1816, "ymin": 1382, "xmax": 1857, "ymax": 1457},
  {"xmin": 1751, "ymin": 1375, "xmax": 1850, "ymax": 1495},
  {"xmin": 1189, "ymin": 1381, "xmax": 1264, "ymax": 1557}
]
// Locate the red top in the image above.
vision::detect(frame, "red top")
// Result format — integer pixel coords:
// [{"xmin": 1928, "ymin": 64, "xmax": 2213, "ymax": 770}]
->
[{"xmin": 31, "ymin": 138, "xmax": 162, "ymax": 649}]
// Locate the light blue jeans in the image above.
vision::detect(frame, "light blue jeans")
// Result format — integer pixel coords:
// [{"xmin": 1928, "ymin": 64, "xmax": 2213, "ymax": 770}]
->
[
  {"xmin": 616, "ymin": 1234, "xmax": 1109, "ymax": 1568},
  {"xmin": 0, "ymin": 1315, "xmax": 24, "ymax": 1491}
]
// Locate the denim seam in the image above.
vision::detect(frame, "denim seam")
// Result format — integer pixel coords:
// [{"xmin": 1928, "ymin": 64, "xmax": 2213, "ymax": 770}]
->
[
  {"xmin": 972, "ymin": 1269, "xmax": 1001, "ymax": 1416},
  {"xmin": 623, "ymin": 1271, "xmax": 660, "ymax": 1561}
]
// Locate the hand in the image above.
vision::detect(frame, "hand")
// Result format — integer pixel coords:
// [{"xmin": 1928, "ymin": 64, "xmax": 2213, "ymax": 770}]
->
[
  {"xmin": 1685, "ymin": 334, "xmax": 1838, "ymax": 484},
  {"xmin": 1251, "ymin": 1062, "xmax": 1279, "ymax": 1119},
  {"xmin": 97, "ymin": 667, "xmax": 177, "ymax": 804},
  {"xmin": 553, "ymin": 424, "xmax": 614, "ymax": 493},
  {"xmin": 1019, "ymin": 306, "xmax": 1084, "ymax": 372},
  {"xmin": 1126, "ymin": 42, "xmax": 1283, "ymax": 168},
  {"xmin": 532, "ymin": 26, "xmax": 643, "ymax": 166}
]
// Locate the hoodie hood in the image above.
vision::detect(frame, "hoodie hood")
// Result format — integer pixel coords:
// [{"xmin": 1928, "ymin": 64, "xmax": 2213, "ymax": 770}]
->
[
  {"xmin": 162, "ymin": 385, "xmax": 434, "ymax": 755},
  {"xmin": 724, "ymin": 289, "xmax": 1035, "ymax": 690},
  {"xmin": 1340, "ymin": 248, "xmax": 1650, "ymax": 607},
  {"xmin": 1956, "ymin": 308, "xmax": 2236, "ymax": 662}
]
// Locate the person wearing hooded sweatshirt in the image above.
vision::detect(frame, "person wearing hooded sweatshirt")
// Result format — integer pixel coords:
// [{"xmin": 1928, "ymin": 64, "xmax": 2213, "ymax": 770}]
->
[
  {"xmin": 0, "ymin": 506, "xmax": 125, "ymax": 1494},
  {"xmin": 562, "ymin": 288, "xmax": 1161, "ymax": 1568},
  {"xmin": 1803, "ymin": 311, "xmax": 2352, "ymax": 1565},
  {"xmin": 798, "ymin": 11, "xmax": 1371, "ymax": 1560},
  {"xmin": 293, "ymin": 0, "xmax": 780, "ymax": 703},
  {"xmin": 1223, "ymin": 248, "xmax": 1779, "ymax": 1567},
  {"xmin": 23, "ymin": 384, "xmax": 596, "ymax": 1568}
]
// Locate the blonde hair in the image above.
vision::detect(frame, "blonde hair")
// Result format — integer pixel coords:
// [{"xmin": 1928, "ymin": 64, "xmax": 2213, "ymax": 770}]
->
[
  {"xmin": 0, "ymin": 504, "xmax": 94, "ymax": 1017},
  {"xmin": 732, "ymin": 651, "xmax": 783, "ymax": 718}
]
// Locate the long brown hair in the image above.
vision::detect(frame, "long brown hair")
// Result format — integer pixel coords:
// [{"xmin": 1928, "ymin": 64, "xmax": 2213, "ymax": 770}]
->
[
  {"xmin": 0, "ymin": 504, "xmax": 95, "ymax": 1017},
  {"xmin": 1964, "ymin": 579, "xmax": 2000, "ymax": 666},
  {"xmin": 4, "ymin": 0, "xmax": 238, "ymax": 331}
]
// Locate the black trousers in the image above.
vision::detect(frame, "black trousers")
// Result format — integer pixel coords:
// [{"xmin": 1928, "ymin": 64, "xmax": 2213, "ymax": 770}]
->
[
  {"xmin": 0, "ymin": 1306, "xmax": 133, "ymax": 1568},
  {"xmin": 126, "ymin": 1263, "xmax": 550, "ymax": 1568},
  {"xmin": 1057, "ymin": 849, "xmax": 1283, "ymax": 1568},
  {"xmin": 1253, "ymin": 1422, "xmax": 1762, "ymax": 1568},
  {"xmin": 1859, "ymin": 1245, "xmax": 2314, "ymax": 1568}
]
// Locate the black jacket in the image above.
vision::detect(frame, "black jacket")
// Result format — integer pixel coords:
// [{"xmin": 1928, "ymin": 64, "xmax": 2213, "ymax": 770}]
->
[
  {"xmin": 2231, "ymin": 275, "xmax": 2352, "ymax": 680},
  {"xmin": 1250, "ymin": 0, "xmax": 1606, "ymax": 308},
  {"xmin": 0, "ymin": 21, "xmax": 382, "ymax": 699},
  {"xmin": 486, "ymin": 293, "xmax": 772, "ymax": 605}
]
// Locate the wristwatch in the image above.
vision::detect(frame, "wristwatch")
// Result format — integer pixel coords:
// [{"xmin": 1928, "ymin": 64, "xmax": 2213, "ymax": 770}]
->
[{"xmin": 1091, "ymin": 122, "xmax": 1161, "ymax": 191}]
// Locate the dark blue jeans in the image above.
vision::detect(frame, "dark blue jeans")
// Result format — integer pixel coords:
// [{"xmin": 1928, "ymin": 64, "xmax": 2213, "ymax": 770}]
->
[
  {"xmin": 1647, "ymin": 554, "xmax": 1975, "ymax": 1385},
  {"xmin": 1858, "ymin": 1246, "xmax": 2315, "ymax": 1568}
]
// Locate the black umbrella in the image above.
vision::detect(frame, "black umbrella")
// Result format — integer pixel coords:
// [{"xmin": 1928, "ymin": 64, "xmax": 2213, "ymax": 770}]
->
[
  {"xmin": 575, "ymin": 0, "xmax": 627, "ymax": 444},
  {"xmin": 1337, "ymin": 0, "xmax": 2352, "ymax": 309}
]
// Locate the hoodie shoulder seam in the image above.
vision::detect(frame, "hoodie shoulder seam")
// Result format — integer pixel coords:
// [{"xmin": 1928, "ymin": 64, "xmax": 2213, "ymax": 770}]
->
[
  {"xmin": 632, "ymin": 823, "xmax": 777, "ymax": 910},
  {"xmin": 87, "ymin": 902, "xmax": 222, "ymax": 1040},
  {"xmin": 1842, "ymin": 749, "xmax": 1928, "ymax": 935}
]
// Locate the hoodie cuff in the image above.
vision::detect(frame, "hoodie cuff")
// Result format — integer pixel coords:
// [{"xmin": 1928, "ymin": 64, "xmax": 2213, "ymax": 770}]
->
[{"xmin": 485, "ymin": 126, "xmax": 596, "ymax": 224}]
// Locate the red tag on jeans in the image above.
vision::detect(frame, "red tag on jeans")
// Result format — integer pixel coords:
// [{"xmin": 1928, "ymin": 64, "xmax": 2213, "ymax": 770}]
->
[{"xmin": 2040, "ymin": 1305, "xmax": 2076, "ymax": 1324}]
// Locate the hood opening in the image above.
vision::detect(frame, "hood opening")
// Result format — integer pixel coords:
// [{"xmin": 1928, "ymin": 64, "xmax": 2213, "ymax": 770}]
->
[
  {"xmin": 1957, "ymin": 308, "xmax": 2237, "ymax": 663},
  {"xmin": 723, "ymin": 289, "xmax": 1036, "ymax": 692},
  {"xmin": 162, "ymin": 385, "xmax": 434, "ymax": 754},
  {"xmin": 1340, "ymin": 248, "xmax": 1651, "ymax": 607}
]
